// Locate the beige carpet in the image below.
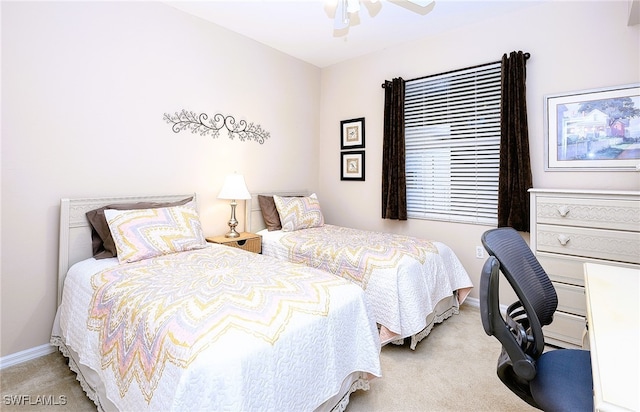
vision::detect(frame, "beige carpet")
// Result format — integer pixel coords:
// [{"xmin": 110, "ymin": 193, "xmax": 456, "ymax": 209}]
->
[{"xmin": 0, "ymin": 304, "xmax": 536, "ymax": 411}]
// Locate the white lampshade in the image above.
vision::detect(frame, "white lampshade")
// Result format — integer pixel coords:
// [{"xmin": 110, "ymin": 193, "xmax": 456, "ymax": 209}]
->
[{"xmin": 218, "ymin": 173, "xmax": 251, "ymax": 200}]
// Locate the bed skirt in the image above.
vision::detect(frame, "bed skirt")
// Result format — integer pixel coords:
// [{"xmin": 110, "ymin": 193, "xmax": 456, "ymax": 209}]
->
[
  {"xmin": 381, "ymin": 293, "xmax": 461, "ymax": 350},
  {"xmin": 50, "ymin": 311, "xmax": 371, "ymax": 412}
]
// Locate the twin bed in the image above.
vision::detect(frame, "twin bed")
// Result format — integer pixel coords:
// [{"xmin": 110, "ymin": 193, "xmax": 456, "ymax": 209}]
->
[
  {"xmin": 51, "ymin": 194, "xmax": 381, "ymax": 411},
  {"xmin": 51, "ymin": 191, "xmax": 473, "ymax": 411},
  {"xmin": 247, "ymin": 192, "xmax": 473, "ymax": 348}
]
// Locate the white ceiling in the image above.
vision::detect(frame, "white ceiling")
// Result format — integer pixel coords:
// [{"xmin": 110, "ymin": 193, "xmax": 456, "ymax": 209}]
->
[{"xmin": 166, "ymin": 0, "xmax": 545, "ymax": 68}]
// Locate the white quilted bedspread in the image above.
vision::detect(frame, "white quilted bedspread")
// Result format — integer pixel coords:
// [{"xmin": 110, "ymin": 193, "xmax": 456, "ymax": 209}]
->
[
  {"xmin": 53, "ymin": 245, "xmax": 381, "ymax": 411},
  {"xmin": 260, "ymin": 225, "xmax": 473, "ymax": 343}
]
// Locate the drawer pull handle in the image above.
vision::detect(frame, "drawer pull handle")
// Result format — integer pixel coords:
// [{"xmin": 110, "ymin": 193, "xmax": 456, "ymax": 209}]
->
[
  {"xmin": 557, "ymin": 206, "xmax": 570, "ymax": 217},
  {"xmin": 557, "ymin": 234, "xmax": 571, "ymax": 246}
]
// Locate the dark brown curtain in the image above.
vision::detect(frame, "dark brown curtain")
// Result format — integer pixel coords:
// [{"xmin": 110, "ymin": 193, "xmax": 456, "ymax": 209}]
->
[
  {"xmin": 382, "ymin": 77, "xmax": 407, "ymax": 220},
  {"xmin": 499, "ymin": 51, "xmax": 532, "ymax": 231}
]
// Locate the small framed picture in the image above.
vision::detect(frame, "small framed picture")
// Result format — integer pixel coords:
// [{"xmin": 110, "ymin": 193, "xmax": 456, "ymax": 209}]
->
[
  {"xmin": 545, "ymin": 83, "xmax": 640, "ymax": 171},
  {"xmin": 341, "ymin": 150, "xmax": 365, "ymax": 181},
  {"xmin": 340, "ymin": 117, "xmax": 365, "ymax": 149}
]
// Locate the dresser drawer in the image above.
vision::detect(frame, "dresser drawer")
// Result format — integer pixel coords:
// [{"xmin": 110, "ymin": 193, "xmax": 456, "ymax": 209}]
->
[
  {"xmin": 553, "ymin": 281, "xmax": 586, "ymax": 316},
  {"xmin": 538, "ymin": 254, "xmax": 585, "ymax": 286},
  {"xmin": 536, "ymin": 196, "xmax": 640, "ymax": 231},
  {"xmin": 543, "ymin": 311, "xmax": 585, "ymax": 348},
  {"xmin": 536, "ymin": 224, "xmax": 640, "ymax": 264},
  {"xmin": 538, "ymin": 253, "xmax": 638, "ymax": 287}
]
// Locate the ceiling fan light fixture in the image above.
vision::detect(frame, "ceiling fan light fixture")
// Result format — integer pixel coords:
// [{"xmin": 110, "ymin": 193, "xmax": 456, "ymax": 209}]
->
[
  {"xmin": 333, "ymin": 0, "xmax": 349, "ymax": 29},
  {"xmin": 346, "ymin": 0, "xmax": 360, "ymax": 13}
]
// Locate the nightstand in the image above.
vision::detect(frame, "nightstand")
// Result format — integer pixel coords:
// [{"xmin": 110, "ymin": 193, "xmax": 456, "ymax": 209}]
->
[{"xmin": 206, "ymin": 232, "xmax": 262, "ymax": 254}]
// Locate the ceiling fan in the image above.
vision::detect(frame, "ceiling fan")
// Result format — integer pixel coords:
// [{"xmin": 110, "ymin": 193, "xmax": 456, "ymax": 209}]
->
[{"xmin": 329, "ymin": 0, "xmax": 436, "ymax": 30}]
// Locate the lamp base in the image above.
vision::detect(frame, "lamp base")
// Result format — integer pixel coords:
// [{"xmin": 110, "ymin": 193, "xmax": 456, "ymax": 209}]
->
[
  {"xmin": 225, "ymin": 200, "xmax": 240, "ymax": 238},
  {"xmin": 225, "ymin": 228, "xmax": 240, "ymax": 238}
]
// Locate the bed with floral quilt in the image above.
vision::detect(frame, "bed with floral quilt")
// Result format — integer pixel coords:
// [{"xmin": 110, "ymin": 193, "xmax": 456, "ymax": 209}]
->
[
  {"xmin": 51, "ymin": 194, "xmax": 381, "ymax": 412},
  {"xmin": 247, "ymin": 192, "xmax": 474, "ymax": 349}
]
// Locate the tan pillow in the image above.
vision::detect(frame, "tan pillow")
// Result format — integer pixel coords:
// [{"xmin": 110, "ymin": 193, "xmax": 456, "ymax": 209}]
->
[
  {"xmin": 86, "ymin": 197, "xmax": 193, "ymax": 259},
  {"xmin": 258, "ymin": 195, "xmax": 282, "ymax": 231}
]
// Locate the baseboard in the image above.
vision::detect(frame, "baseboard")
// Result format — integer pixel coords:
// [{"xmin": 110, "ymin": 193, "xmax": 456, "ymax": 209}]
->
[
  {"xmin": 462, "ymin": 296, "xmax": 508, "ymax": 314},
  {"xmin": 0, "ymin": 343, "xmax": 56, "ymax": 370},
  {"xmin": 463, "ymin": 296, "xmax": 480, "ymax": 308}
]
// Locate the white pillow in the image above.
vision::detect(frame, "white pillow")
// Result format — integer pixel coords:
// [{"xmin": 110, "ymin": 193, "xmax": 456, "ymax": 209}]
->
[
  {"xmin": 273, "ymin": 193, "xmax": 325, "ymax": 232},
  {"xmin": 104, "ymin": 201, "xmax": 207, "ymax": 263}
]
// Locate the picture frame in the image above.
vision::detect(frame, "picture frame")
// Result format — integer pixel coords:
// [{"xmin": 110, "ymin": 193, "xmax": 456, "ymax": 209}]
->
[
  {"xmin": 544, "ymin": 83, "xmax": 640, "ymax": 171},
  {"xmin": 340, "ymin": 117, "xmax": 365, "ymax": 149},
  {"xmin": 341, "ymin": 150, "xmax": 365, "ymax": 181}
]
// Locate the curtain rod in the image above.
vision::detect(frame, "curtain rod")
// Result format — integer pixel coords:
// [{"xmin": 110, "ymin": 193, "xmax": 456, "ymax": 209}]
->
[{"xmin": 381, "ymin": 52, "xmax": 530, "ymax": 88}]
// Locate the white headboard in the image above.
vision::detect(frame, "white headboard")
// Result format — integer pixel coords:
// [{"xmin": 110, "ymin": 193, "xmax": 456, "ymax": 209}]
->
[
  {"xmin": 245, "ymin": 190, "xmax": 309, "ymax": 233},
  {"xmin": 57, "ymin": 193, "xmax": 194, "ymax": 305}
]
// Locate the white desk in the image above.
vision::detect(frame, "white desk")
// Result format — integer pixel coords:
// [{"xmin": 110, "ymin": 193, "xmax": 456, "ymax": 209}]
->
[{"xmin": 584, "ymin": 263, "xmax": 640, "ymax": 412}]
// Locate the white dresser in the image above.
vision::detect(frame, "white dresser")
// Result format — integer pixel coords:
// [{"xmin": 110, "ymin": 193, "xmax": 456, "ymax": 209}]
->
[{"xmin": 529, "ymin": 189, "xmax": 640, "ymax": 349}]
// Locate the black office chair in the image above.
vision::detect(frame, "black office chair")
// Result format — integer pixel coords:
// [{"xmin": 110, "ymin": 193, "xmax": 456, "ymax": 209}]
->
[{"xmin": 480, "ymin": 227, "xmax": 593, "ymax": 412}]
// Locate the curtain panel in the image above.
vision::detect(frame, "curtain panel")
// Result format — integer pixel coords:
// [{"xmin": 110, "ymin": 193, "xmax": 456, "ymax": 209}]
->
[
  {"xmin": 381, "ymin": 77, "xmax": 407, "ymax": 220},
  {"xmin": 499, "ymin": 51, "xmax": 533, "ymax": 232}
]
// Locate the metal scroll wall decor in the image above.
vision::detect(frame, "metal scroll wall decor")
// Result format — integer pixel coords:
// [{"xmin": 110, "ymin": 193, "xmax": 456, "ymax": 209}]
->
[{"xmin": 164, "ymin": 110, "xmax": 270, "ymax": 144}]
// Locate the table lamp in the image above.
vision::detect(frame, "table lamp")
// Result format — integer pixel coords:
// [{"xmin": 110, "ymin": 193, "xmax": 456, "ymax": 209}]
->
[{"xmin": 217, "ymin": 173, "xmax": 251, "ymax": 238}]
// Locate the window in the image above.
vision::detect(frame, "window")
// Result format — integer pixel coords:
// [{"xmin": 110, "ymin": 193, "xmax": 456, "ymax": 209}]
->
[{"xmin": 405, "ymin": 62, "xmax": 501, "ymax": 225}]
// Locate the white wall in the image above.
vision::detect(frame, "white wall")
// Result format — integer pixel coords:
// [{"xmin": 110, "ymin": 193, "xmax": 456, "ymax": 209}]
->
[
  {"xmin": 317, "ymin": 1, "xmax": 640, "ymax": 303},
  {"xmin": 1, "ymin": 1, "xmax": 320, "ymax": 357},
  {"xmin": 2, "ymin": 0, "xmax": 639, "ymax": 360}
]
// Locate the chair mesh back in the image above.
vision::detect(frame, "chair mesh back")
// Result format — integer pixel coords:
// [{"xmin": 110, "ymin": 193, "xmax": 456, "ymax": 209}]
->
[{"xmin": 481, "ymin": 228, "xmax": 557, "ymax": 327}]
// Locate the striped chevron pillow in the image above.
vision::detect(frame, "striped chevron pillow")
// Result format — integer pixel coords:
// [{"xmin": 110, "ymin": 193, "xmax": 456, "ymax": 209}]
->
[
  {"xmin": 104, "ymin": 201, "xmax": 207, "ymax": 263},
  {"xmin": 273, "ymin": 193, "xmax": 324, "ymax": 232}
]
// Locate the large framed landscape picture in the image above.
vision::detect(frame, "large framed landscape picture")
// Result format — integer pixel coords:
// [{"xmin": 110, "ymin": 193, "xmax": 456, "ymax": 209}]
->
[{"xmin": 545, "ymin": 83, "xmax": 640, "ymax": 171}]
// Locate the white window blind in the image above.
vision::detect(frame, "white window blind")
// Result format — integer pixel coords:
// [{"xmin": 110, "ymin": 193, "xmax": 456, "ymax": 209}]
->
[{"xmin": 405, "ymin": 62, "xmax": 501, "ymax": 225}]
